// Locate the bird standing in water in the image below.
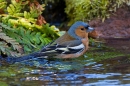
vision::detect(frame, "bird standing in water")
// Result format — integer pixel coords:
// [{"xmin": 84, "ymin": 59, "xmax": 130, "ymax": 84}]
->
[{"xmin": 7, "ymin": 21, "xmax": 94, "ymax": 63}]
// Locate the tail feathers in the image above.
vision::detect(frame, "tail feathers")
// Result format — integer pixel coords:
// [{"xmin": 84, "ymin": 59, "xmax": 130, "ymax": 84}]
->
[
  {"xmin": 6, "ymin": 55, "xmax": 35, "ymax": 63},
  {"xmin": 6, "ymin": 52, "xmax": 47, "ymax": 63}
]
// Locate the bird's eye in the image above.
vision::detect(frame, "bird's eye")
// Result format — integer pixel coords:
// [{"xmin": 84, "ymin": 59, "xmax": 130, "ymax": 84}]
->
[
  {"xmin": 85, "ymin": 26, "xmax": 89, "ymax": 29},
  {"xmin": 81, "ymin": 28, "xmax": 84, "ymax": 30}
]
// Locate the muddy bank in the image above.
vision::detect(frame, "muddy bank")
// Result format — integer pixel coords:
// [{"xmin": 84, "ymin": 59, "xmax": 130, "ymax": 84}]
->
[
  {"xmin": 89, "ymin": 5, "xmax": 130, "ymax": 38},
  {"xmin": 89, "ymin": 5, "xmax": 130, "ymax": 54}
]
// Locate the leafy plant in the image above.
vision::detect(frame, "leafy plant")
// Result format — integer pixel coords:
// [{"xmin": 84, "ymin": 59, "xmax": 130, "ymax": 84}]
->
[
  {"xmin": 7, "ymin": 0, "xmax": 25, "ymax": 17},
  {"xmin": 7, "ymin": 0, "xmax": 45, "ymax": 18},
  {"xmin": 0, "ymin": 0, "xmax": 7, "ymax": 9},
  {"xmin": 65, "ymin": 0, "xmax": 127, "ymax": 25},
  {"xmin": 0, "ymin": 0, "xmax": 60, "ymax": 56},
  {"xmin": 0, "ymin": 0, "xmax": 7, "ymax": 14},
  {"xmin": 0, "ymin": 25, "xmax": 23, "ymax": 56},
  {"xmin": 0, "ymin": 21, "xmax": 60, "ymax": 55}
]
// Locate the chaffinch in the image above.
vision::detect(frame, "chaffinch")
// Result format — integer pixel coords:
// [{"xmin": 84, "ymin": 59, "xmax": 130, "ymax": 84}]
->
[{"xmin": 7, "ymin": 21, "xmax": 94, "ymax": 63}]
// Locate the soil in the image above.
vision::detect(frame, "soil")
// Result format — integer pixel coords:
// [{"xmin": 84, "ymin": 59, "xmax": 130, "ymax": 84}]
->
[{"xmin": 89, "ymin": 5, "xmax": 130, "ymax": 39}]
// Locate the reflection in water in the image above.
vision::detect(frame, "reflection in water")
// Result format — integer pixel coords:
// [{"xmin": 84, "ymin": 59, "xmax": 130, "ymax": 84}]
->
[
  {"xmin": 5, "ymin": 60, "xmax": 130, "ymax": 86},
  {"xmin": 1, "ymin": 38, "xmax": 130, "ymax": 86}
]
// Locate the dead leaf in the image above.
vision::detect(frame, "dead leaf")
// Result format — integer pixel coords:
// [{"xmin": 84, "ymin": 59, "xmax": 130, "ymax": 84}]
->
[{"xmin": 36, "ymin": 15, "xmax": 46, "ymax": 25}]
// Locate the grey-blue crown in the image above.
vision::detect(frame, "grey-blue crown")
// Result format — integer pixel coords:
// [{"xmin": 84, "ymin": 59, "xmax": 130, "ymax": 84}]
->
[{"xmin": 68, "ymin": 21, "xmax": 89, "ymax": 40}]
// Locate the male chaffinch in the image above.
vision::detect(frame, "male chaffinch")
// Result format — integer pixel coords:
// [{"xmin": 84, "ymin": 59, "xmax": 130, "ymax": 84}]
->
[{"xmin": 7, "ymin": 21, "xmax": 94, "ymax": 63}]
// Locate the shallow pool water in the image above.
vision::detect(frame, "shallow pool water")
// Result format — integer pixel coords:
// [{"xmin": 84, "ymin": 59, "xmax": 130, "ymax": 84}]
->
[
  {"xmin": 0, "ymin": 38, "xmax": 130, "ymax": 86},
  {"xmin": 0, "ymin": 56, "xmax": 130, "ymax": 86}
]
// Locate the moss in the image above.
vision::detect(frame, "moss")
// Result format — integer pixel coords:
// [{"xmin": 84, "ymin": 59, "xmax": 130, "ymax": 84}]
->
[
  {"xmin": 65, "ymin": 0, "xmax": 127, "ymax": 25},
  {"xmin": 0, "ymin": 81, "xmax": 8, "ymax": 86}
]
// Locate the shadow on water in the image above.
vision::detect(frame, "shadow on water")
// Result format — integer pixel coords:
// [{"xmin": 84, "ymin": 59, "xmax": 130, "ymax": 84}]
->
[{"xmin": 0, "ymin": 38, "xmax": 130, "ymax": 86}]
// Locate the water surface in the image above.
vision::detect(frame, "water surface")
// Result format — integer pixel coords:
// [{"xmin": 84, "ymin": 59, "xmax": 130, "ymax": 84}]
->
[{"xmin": 0, "ymin": 38, "xmax": 130, "ymax": 86}]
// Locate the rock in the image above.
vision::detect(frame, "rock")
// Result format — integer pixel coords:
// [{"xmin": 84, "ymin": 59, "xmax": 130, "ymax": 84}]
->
[{"xmin": 89, "ymin": 5, "xmax": 130, "ymax": 38}]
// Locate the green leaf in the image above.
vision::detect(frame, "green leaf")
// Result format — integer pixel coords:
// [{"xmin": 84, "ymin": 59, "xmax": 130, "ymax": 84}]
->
[
  {"xmin": 35, "ymin": 32, "xmax": 41, "ymax": 44},
  {"xmin": 24, "ymin": 46, "xmax": 32, "ymax": 52}
]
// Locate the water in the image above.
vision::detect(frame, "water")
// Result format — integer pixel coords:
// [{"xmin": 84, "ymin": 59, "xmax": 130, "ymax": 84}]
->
[
  {"xmin": 0, "ymin": 56, "xmax": 130, "ymax": 86},
  {"xmin": 0, "ymin": 38, "xmax": 130, "ymax": 86}
]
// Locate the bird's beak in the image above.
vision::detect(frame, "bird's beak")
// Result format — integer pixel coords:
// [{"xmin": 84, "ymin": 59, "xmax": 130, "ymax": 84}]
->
[{"xmin": 86, "ymin": 27, "xmax": 94, "ymax": 32}]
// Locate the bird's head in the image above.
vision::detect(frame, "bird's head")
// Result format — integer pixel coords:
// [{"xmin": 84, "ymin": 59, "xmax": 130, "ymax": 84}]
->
[{"xmin": 68, "ymin": 21, "xmax": 94, "ymax": 40}]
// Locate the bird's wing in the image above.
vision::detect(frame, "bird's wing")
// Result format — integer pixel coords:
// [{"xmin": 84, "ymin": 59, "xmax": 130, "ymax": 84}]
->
[
  {"xmin": 6, "ymin": 40, "xmax": 84, "ymax": 63},
  {"xmin": 40, "ymin": 40, "xmax": 85, "ymax": 56}
]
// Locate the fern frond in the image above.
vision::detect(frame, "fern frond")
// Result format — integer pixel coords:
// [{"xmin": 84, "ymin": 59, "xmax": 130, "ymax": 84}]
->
[
  {"xmin": 0, "ymin": 27, "xmax": 23, "ymax": 56},
  {"xmin": 0, "ymin": 23, "xmax": 52, "ymax": 53},
  {"xmin": 0, "ymin": 41, "xmax": 22, "ymax": 57},
  {"xmin": 0, "ymin": 0, "xmax": 7, "ymax": 10},
  {"xmin": 0, "ymin": 23, "xmax": 13, "ymax": 30},
  {"xmin": 0, "ymin": 28, "xmax": 22, "ymax": 53}
]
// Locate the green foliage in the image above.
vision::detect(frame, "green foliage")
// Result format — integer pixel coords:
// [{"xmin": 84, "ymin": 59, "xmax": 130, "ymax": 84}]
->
[
  {"xmin": 6, "ymin": 0, "xmax": 44, "ymax": 19},
  {"xmin": 0, "ymin": 0, "xmax": 7, "ymax": 10},
  {"xmin": 0, "ymin": 21, "xmax": 59, "ymax": 55},
  {"xmin": 0, "ymin": 81, "xmax": 8, "ymax": 86},
  {"xmin": 0, "ymin": 0, "xmax": 60, "ymax": 56},
  {"xmin": 0, "ymin": 25, "xmax": 22, "ymax": 56},
  {"xmin": 0, "ymin": 14, "xmax": 60, "ymax": 55},
  {"xmin": 65, "ymin": 0, "xmax": 127, "ymax": 25},
  {"xmin": 24, "ymin": 4, "xmax": 45, "ymax": 19},
  {"xmin": 7, "ymin": 0, "xmax": 25, "ymax": 17}
]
